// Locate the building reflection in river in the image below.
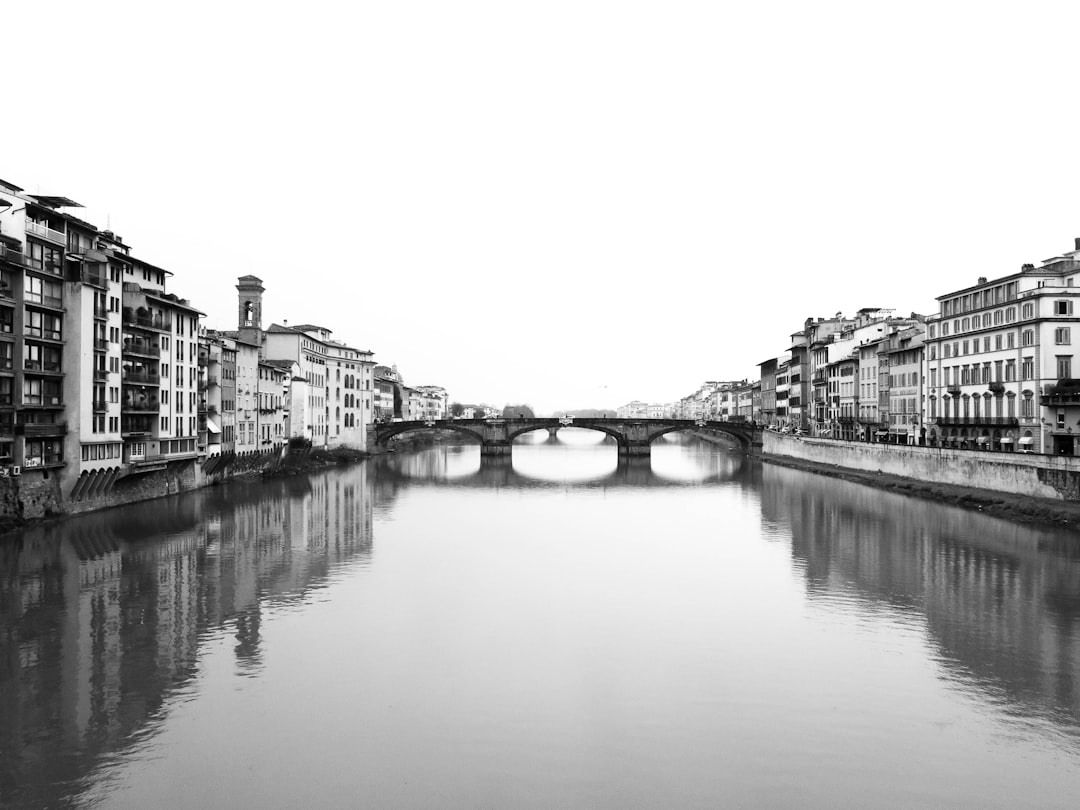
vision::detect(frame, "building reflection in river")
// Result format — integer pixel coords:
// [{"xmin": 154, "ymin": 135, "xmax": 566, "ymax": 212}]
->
[
  {"xmin": 0, "ymin": 467, "xmax": 373, "ymax": 809},
  {"xmin": 758, "ymin": 463, "xmax": 1080, "ymax": 734}
]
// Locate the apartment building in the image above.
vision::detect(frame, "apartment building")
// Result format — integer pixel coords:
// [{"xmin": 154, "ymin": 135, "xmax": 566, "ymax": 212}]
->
[
  {"xmin": 236, "ymin": 276, "xmax": 375, "ymax": 449},
  {"xmin": 925, "ymin": 244, "xmax": 1080, "ymax": 454},
  {"xmin": 0, "ymin": 179, "xmax": 202, "ymax": 500},
  {"xmin": 885, "ymin": 327, "xmax": 924, "ymax": 445}
]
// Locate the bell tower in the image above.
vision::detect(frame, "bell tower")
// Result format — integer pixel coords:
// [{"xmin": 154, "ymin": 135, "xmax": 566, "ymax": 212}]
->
[{"xmin": 236, "ymin": 275, "xmax": 265, "ymax": 350}]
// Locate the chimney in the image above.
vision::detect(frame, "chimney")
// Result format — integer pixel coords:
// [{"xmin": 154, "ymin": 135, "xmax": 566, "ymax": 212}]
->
[
  {"xmin": 1074, "ymin": 237, "xmax": 1080, "ymax": 251},
  {"xmin": 977, "ymin": 276, "xmax": 987, "ymax": 284}
]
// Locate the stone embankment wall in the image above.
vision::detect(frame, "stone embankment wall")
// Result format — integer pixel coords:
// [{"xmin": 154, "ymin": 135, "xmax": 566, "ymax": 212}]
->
[
  {"xmin": 763, "ymin": 432, "xmax": 1080, "ymax": 501},
  {"xmin": 0, "ymin": 445, "xmax": 312, "ymax": 533}
]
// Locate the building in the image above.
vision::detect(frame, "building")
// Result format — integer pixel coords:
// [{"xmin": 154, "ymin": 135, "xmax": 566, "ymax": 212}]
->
[
  {"xmin": 237, "ymin": 276, "xmax": 375, "ymax": 449},
  {"xmin": 925, "ymin": 244, "xmax": 1080, "ymax": 454},
  {"xmin": 0, "ymin": 179, "xmax": 203, "ymax": 501}
]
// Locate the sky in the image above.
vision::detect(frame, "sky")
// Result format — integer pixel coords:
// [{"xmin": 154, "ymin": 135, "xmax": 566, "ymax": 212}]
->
[{"xmin": 5, "ymin": 1, "xmax": 1080, "ymax": 415}]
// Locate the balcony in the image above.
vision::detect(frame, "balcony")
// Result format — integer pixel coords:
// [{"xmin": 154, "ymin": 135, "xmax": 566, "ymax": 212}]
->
[
  {"xmin": 988, "ymin": 381, "xmax": 1005, "ymax": 394},
  {"xmin": 934, "ymin": 416, "xmax": 1018, "ymax": 426},
  {"xmin": 18, "ymin": 422, "xmax": 67, "ymax": 438},
  {"xmin": 23, "ymin": 327, "xmax": 62, "ymax": 342},
  {"xmin": 0, "ymin": 244, "xmax": 30, "ymax": 268},
  {"xmin": 92, "ymin": 399, "xmax": 108, "ymax": 413},
  {"xmin": 23, "ymin": 453, "xmax": 64, "ymax": 469},
  {"xmin": 22, "ymin": 361, "xmax": 62, "ymax": 375},
  {"xmin": 123, "ymin": 369, "xmax": 160, "ymax": 385},
  {"xmin": 207, "ymin": 375, "xmax": 219, "ymax": 386},
  {"xmin": 946, "ymin": 385, "xmax": 961, "ymax": 396},
  {"xmin": 122, "ymin": 338, "xmax": 160, "ymax": 358},
  {"xmin": 93, "ymin": 305, "xmax": 108, "ymax": 320},
  {"xmin": 26, "ymin": 220, "xmax": 66, "ymax": 245},
  {"xmin": 122, "ymin": 310, "xmax": 172, "ymax": 332},
  {"xmin": 93, "ymin": 338, "xmax": 108, "ymax": 351},
  {"xmin": 25, "ymin": 294, "xmax": 63, "ymax": 311},
  {"xmin": 93, "ymin": 368, "xmax": 108, "ymax": 382},
  {"xmin": 20, "ymin": 396, "xmax": 63, "ymax": 408},
  {"xmin": 122, "ymin": 400, "xmax": 160, "ymax": 413},
  {"xmin": 1040, "ymin": 380, "xmax": 1080, "ymax": 407}
]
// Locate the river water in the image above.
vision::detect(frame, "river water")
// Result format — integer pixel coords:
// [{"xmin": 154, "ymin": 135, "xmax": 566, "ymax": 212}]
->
[{"xmin": 2, "ymin": 430, "xmax": 1080, "ymax": 809}]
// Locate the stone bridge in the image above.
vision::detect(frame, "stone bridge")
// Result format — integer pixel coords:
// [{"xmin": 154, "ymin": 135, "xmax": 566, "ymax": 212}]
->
[{"xmin": 368, "ymin": 417, "xmax": 762, "ymax": 457}]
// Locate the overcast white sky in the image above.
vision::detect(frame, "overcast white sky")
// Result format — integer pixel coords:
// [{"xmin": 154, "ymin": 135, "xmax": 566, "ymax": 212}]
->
[{"xmin": 6, "ymin": 1, "xmax": 1080, "ymax": 414}]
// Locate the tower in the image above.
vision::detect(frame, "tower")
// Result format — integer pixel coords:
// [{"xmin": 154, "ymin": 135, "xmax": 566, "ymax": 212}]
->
[{"xmin": 236, "ymin": 275, "xmax": 265, "ymax": 350}]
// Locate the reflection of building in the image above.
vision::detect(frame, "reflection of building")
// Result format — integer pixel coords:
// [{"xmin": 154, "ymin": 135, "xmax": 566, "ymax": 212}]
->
[
  {"xmin": 0, "ymin": 467, "xmax": 375, "ymax": 808},
  {"xmin": 759, "ymin": 463, "xmax": 1080, "ymax": 730}
]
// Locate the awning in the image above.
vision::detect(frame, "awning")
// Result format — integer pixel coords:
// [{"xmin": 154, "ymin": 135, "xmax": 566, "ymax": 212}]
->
[
  {"xmin": 977, "ymin": 437, "xmax": 990, "ymax": 444},
  {"xmin": 1018, "ymin": 436, "xmax": 1034, "ymax": 445},
  {"xmin": 1000, "ymin": 437, "xmax": 1014, "ymax": 444},
  {"xmin": 875, "ymin": 430, "xmax": 889, "ymax": 436},
  {"xmin": 206, "ymin": 417, "xmax": 221, "ymax": 434}
]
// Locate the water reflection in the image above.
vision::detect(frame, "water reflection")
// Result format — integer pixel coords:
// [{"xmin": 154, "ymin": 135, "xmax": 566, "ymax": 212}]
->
[
  {"xmin": 3, "ymin": 445, "xmax": 1080, "ymax": 808},
  {"xmin": 759, "ymin": 462, "xmax": 1080, "ymax": 736},
  {"xmin": 378, "ymin": 434, "xmax": 747, "ymax": 489},
  {"xmin": 0, "ymin": 469, "xmax": 374, "ymax": 810}
]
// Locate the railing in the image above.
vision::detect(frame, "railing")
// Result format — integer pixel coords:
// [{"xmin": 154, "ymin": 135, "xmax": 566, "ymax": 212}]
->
[
  {"xmin": 24, "ymin": 327, "xmax": 62, "ymax": 341},
  {"xmin": 122, "ymin": 312, "xmax": 172, "ymax": 331},
  {"xmin": 1041, "ymin": 393, "xmax": 1080, "ymax": 407},
  {"xmin": 207, "ymin": 375, "xmax": 219, "ymax": 386},
  {"xmin": 934, "ymin": 416, "xmax": 1018, "ymax": 426},
  {"xmin": 21, "ymin": 395, "xmax": 63, "ymax": 407},
  {"xmin": 22, "ymin": 361, "xmax": 62, "ymax": 373},
  {"xmin": 92, "ymin": 399, "xmax": 108, "ymax": 413},
  {"xmin": 93, "ymin": 369, "xmax": 108, "ymax": 382},
  {"xmin": 123, "ymin": 369, "xmax": 160, "ymax": 384},
  {"xmin": 26, "ymin": 220, "xmax": 66, "ymax": 244},
  {"xmin": 122, "ymin": 401, "xmax": 160, "ymax": 412},
  {"xmin": 23, "ymin": 453, "xmax": 64, "ymax": 469},
  {"xmin": 21, "ymin": 422, "xmax": 67, "ymax": 438},
  {"xmin": 93, "ymin": 306, "xmax": 108, "ymax": 319},
  {"xmin": 94, "ymin": 338, "xmax": 108, "ymax": 350},
  {"xmin": 25, "ymin": 294, "xmax": 63, "ymax": 309},
  {"xmin": 122, "ymin": 339, "xmax": 160, "ymax": 357},
  {"xmin": 0, "ymin": 244, "xmax": 29, "ymax": 267}
]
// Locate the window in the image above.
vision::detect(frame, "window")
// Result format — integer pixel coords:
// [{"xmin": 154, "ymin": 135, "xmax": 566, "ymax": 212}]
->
[
  {"xmin": 1022, "ymin": 357, "xmax": 1034, "ymax": 380},
  {"xmin": 1055, "ymin": 300, "xmax": 1073, "ymax": 316},
  {"xmin": 1005, "ymin": 359, "xmax": 1016, "ymax": 382},
  {"xmin": 1022, "ymin": 303, "xmax": 1034, "ymax": 319},
  {"xmin": 1022, "ymin": 329, "xmax": 1034, "ymax": 346},
  {"xmin": 1057, "ymin": 355, "xmax": 1073, "ymax": 378},
  {"xmin": 1007, "ymin": 332, "xmax": 1015, "ymax": 349},
  {"xmin": 1055, "ymin": 327, "xmax": 1071, "ymax": 345},
  {"xmin": 1022, "ymin": 393, "xmax": 1034, "ymax": 418}
]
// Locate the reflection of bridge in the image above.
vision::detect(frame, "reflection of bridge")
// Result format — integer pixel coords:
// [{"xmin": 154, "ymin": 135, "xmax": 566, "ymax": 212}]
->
[
  {"xmin": 374, "ymin": 452, "xmax": 748, "ymax": 489},
  {"xmin": 369, "ymin": 417, "xmax": 762, "ymax": 457}
]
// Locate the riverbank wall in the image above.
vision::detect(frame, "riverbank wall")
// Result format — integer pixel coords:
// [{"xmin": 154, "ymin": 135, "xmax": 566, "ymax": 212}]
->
[
  {"xmin": 761, "ymin": 431, "xmax": 1080, "ymax": 525},
  {"xmin": 763, "ymin": 432, "xmax": 1080, "ymax": 501},
  {"xmin": 0, "ymin": 445, "xmax": 371, "ymax": 534}
]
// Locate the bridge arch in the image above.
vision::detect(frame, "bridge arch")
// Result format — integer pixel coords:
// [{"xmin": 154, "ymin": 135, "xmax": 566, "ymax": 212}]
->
[
  {"xmin": 647, "ymin": 423, "xmax": 753, "ymax": 451},
  {"xmin": 373, "ymin": 422, "xmax": 484, "ymax": 448}
]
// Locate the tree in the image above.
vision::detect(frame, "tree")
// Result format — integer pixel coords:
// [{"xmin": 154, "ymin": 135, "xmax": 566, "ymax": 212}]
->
[
  {"xmin": 450, "ymin": 402, "xmax": 465, "ymax": 418},
  {"xmin": 502, "ymin": 404, "xmax": 535, "ymax": 418}
]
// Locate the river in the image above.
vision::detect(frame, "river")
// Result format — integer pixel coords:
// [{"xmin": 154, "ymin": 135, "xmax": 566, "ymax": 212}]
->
[{"xmin": 2, "ymin": 430, "xmax": 1079, "ymax": 809}]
